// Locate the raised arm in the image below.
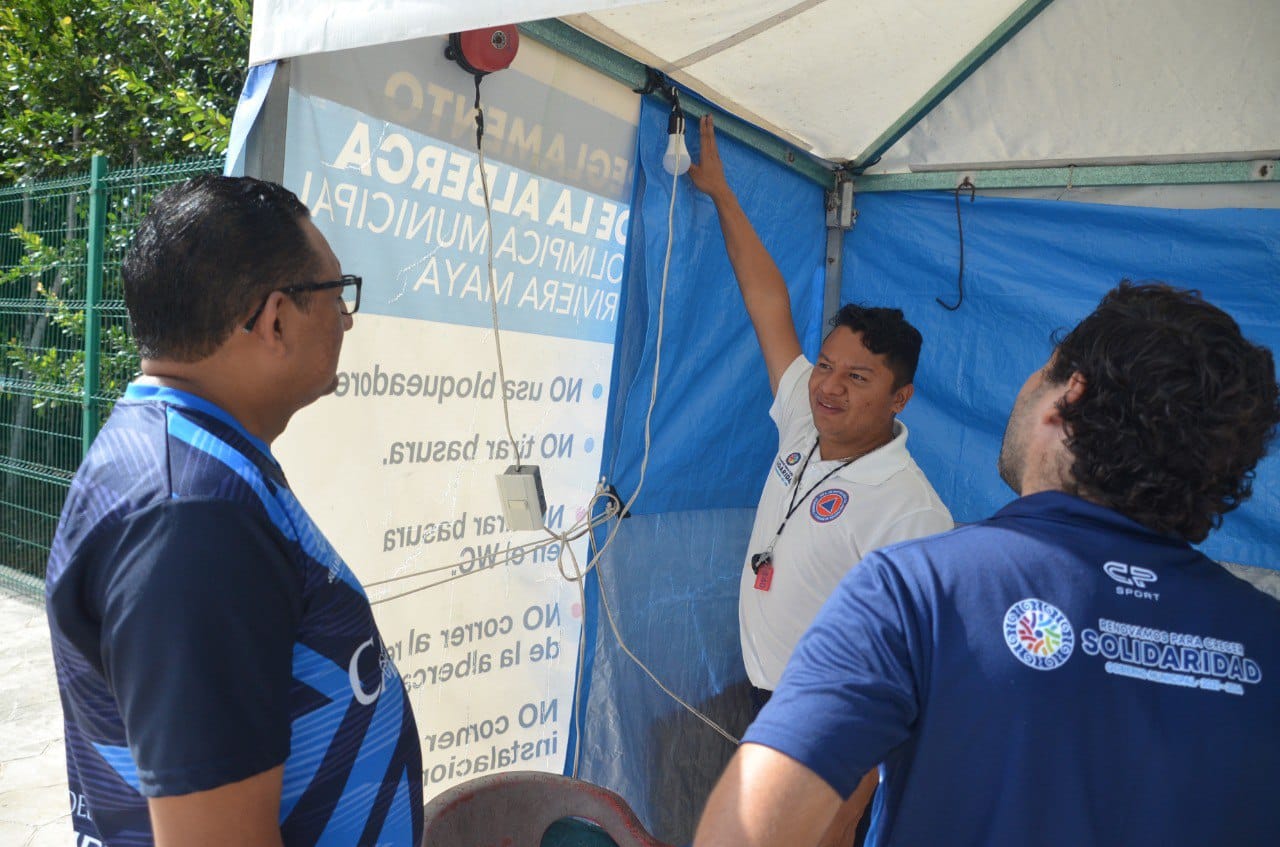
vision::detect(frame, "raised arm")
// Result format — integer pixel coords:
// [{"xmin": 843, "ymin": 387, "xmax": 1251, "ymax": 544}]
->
[{"xmin": 688, "ymin": 115, "xmax": 802, "ymax": 395}]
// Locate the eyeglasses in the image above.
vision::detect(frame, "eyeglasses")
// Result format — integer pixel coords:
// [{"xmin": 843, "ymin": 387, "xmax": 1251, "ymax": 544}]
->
[{"xmin": 243, "ymin": 274, "xmax": 362, "ymax": 331}]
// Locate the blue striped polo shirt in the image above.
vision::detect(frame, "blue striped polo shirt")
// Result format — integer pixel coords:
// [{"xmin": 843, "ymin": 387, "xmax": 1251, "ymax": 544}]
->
[{"xmin": 46, "ymin": 383, "xmax": 422, "ymax": 846}]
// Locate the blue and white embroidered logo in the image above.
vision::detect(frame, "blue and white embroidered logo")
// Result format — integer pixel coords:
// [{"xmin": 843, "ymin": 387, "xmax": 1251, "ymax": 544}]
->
[
  {"xmin": 1004, "ymin": 598, "xmax": 1075, "ymax": 670},
  {"xmin": 773, "ymin": 455, "xmax": 795, "ymax": 486}
]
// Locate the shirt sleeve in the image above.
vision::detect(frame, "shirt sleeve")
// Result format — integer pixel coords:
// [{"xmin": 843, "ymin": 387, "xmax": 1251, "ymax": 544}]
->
[
  {"xmin": 97, "ymin": 497, "xmax": 303, "ymax": 797},
  {"xmin": 743, "ymin": 550, "xmax": 925, "ymax": 798},
  {"xmin": 862, "ymin": 505, "xmax": 954, "ymax": 557},
  {"xmin": 769, "ymin": 354, "xmax": 812, "ymax": 435}
]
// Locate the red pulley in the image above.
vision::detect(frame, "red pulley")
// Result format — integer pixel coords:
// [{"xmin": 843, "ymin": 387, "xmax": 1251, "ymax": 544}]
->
[{"xmin": 446, "ymin": 26, "xmax": 520, "ymax": 76}]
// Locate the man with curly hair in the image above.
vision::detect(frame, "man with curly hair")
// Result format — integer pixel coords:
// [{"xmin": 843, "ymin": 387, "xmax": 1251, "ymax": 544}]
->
[{"xmin": 694, "ymin": 282, "xmax": 1280, "ymax": 847}]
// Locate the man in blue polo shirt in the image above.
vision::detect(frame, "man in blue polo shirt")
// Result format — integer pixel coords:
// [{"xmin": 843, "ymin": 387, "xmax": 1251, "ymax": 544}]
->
[
  {"xmin": 46, "ymin": 176, "xmax": 422, "ymax": 846},
  {"xmin": 693, "ymin": 282, "xmax": 1280, "ymax": 846}
]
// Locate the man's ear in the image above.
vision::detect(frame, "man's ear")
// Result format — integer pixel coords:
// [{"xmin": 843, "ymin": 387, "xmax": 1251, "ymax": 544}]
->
[
  {"xmin": 243, "ymin": 292, "xmax": 289, "ymax": 351},
  {"xmin": 892, "ymin": 383, "xmax": 914, "ymax": 414},
  {"xmin": 1064, "ymin": 372, "xmax": 1087, "ymax": 405},
  {"xmin": 1047, "ymin": 372, "xmax": 1087, "ymax": 423}
]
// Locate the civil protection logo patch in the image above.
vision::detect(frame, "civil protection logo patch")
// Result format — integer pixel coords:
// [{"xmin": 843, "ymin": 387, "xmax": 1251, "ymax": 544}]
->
[
  {"xmin": 1004, "ymin": 598, "xmax": 1074, "ymax": 670},
  {"xmin": 810, "ymin": 489, "xmax": 848, "ymax": 522},
  {"xmin": 785, "ymin": 451, "xmax": 803, "ymax": 466}
]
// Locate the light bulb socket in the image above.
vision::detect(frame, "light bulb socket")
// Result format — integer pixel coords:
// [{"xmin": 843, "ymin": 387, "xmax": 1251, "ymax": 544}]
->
[{"xmin": 667, "ymin": 106, "xmax": 685, "ymax": 137}]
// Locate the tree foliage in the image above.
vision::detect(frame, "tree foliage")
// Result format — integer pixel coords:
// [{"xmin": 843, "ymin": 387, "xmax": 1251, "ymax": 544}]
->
[
  {"xmin": 0, "ymin": 0, "xmax": 251, "ymax": 180},
  {"xmin": 1, "ymin": 222, "xmax": 140, "ymax": 410},
  {"xmin": 0, "ymin": 3, "xmax": 246, "ymax": 577}
]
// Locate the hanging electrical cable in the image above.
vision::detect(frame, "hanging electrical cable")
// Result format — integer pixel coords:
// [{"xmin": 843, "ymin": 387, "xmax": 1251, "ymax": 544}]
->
[
  {"xmin": 367, "ymin": 72, "xmax": 742, "ymax": 754},
  {"xmin": 572, "ymin": 88, "xmax": 742, "ymax": 750},
  {"xmin": 937, "ymin": 176, "xmax": 975, "ymax": 310},
  {"xmin": 448, "ymin": 27, "xmax": 526, "ymax": 472}
]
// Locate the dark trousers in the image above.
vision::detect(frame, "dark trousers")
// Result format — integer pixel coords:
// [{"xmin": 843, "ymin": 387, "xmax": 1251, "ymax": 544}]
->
[{"xmin": 748, "ymin": 685, "xmax": 772, "ymax": 717}]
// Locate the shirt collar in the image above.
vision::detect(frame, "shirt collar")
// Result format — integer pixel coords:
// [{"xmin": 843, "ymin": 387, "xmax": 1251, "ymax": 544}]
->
[
  {"xmin": 828, "ymin": 419, "xmax": 911, "ymax": 485},
  {"xmin": 993, "ymin": 490, "xmax": 1189, "ymax": 549},
  {"xmin": 123, "ymin": 380, "xmax": 275, "ymax": 461}
]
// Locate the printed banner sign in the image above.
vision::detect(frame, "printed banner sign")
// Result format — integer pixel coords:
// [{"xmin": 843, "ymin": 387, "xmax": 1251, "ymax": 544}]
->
[{"xmin": 273, "ymin": 36, "xmax": 638, "ymax": 798}]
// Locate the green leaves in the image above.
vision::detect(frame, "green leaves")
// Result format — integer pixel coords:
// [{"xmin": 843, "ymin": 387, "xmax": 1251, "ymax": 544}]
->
[
  {"xmin": 0, "ymin": 1, "xmax": 245, "ymax": 416},
  {"xmin": 1, "ymin": 220, "xmax": 139, "ymax": 411},
  {"xmin": 0, "ymin": 225, "xmax": 60, "ymax": 288},
  {"xmin": 0, "ymin": 0, "xmax": 250, "ymax": 179}
]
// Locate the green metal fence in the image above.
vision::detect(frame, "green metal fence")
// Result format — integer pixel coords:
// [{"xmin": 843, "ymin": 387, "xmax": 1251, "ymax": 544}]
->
[{"xmin": 0, "ymin": 156, "xmax": 223, "ymax": 598}]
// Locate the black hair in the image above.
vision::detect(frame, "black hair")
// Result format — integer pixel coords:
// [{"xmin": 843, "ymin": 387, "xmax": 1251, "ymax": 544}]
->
[
  {"xmin": 828, "ymin": 304, "xmax": 923, "ymax": 389},
  {"xmin": 1048, "ymin": 281, "xmax": 1280, "ymax": 542},
  {"xmin": 122, "ymin": 175, "xmax": 318, "ymax": 361}
]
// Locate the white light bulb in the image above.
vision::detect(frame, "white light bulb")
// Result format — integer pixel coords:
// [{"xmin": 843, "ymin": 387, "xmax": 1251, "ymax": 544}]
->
[
  {"xmin": 663, "ymin": 104, "xmax": 691, "ymax": 175},
  {"xmin": 663, "ymin": 133, "xmax": 691, "ymax": 175}
]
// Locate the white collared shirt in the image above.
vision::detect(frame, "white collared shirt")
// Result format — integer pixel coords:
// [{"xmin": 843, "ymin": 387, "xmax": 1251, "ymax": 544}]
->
[{"xmin": 740, "ymin": 355, "xmax": 954, "ymax": 689}]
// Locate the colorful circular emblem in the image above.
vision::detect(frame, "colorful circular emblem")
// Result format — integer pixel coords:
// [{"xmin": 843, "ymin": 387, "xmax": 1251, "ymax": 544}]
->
[
  {"xmin": 1003, "ymin": 598, "xmax": 1074, "ymax": 670},
  {"xmin": 785, "ymin": 451, "xmax": 803, "ymax": 466},
  {"xmin": 810, "ymin": 488, "xmax": 849, "ymax": 522}
]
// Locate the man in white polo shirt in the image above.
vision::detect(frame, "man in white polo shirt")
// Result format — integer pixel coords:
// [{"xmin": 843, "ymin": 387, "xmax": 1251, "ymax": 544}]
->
[
  {"xmin": 690, "ymin": 115, "xmax": 952, "ymax": 845},
  {"xmin": 738, "ymin": 304, "xmax": 953, "ymax": 694}
]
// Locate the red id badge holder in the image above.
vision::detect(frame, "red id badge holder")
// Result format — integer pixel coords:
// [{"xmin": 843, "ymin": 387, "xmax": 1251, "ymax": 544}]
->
[{"xmin": 751, "ymin": 551, "xmax": 774, "ymax": 591}]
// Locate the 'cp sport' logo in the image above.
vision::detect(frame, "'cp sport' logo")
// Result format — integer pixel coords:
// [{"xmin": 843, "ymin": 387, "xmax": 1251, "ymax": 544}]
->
[
  {"xmin": 1003, "ymin": 598, "xmax": 1074, "ymax": 671},
  {"xmin": 1103, "ymin": 561, "xmax": 1158, "ymax": 589},
  {"xmin": 810, "ymin": 489, "xmax": 849, "ymax": 523}
]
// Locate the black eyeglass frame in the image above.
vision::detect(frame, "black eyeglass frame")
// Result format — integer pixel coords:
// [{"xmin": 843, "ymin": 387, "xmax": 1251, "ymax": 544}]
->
[{"xmin": 243, "ymin": 274, "xmax": 362, "ymax": 331}]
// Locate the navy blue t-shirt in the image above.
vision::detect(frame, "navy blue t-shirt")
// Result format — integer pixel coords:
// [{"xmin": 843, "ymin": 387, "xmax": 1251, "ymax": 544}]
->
[
  {"xmin": 46, "ymin": 383, "xmax": 422, "ymax": 846},
  {"xmin": 747, "ymin": 492, "xmax": 1280, "ymax": 846}
]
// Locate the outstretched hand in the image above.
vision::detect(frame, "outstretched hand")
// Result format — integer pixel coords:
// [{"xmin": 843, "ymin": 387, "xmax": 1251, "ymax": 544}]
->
[{"xmin": 688, "ymin": 114, "xmax": 731, "ymax": 200}]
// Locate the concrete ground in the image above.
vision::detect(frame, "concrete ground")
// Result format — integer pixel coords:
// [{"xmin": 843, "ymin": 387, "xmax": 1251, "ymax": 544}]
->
[{"xmin": 0, "ymin": 587, "xmax": 71, "ymax": 846}]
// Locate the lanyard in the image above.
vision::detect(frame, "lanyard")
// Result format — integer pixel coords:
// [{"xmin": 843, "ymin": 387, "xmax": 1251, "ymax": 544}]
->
[{"xmin": 761, "ymin": 437, "xmax": 854, "ymax": 559}]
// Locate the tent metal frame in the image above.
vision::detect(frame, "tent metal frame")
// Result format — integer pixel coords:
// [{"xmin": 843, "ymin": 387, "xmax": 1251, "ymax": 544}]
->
[
  {"xmin": 524, "ymin": 11, "xmax": 1278, "ymax": 328},
  {"xmin": 851, "ymin": 0, "xmax": 1057, "ymax": 173},
  {"xmin": 852, "ymin": 159, "xmax": 1278, "ymax": 192},
  {"xmin": 525, "ymin": 15, "xmax": 1277, "ymax": 197},
  {"xmin": 521, "ymin": 19, "xmax": 834, "ymax": 187}
]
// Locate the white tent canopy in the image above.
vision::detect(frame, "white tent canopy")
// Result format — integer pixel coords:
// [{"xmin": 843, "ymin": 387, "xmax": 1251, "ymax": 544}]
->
[
  {"xmin": 250, "ymin": 0, "xmax": 1280, "ymax": 178},
  {"xmin": 247, "ymin": 0, "xmax": 651, "ymax": 69}
]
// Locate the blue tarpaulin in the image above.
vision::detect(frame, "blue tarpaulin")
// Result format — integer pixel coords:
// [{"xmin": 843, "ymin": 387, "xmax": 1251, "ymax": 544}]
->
[
  {"xmin": 578, "ymin": 97, "xmax": 1280, "ymax": 843},
  {"xmin": 842, "ymin": 192, "xmax": 1280, "ymax": 567},
  {"xmin": 579, "ymin": 99, "xmax": 825, "ymax": 842}
]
